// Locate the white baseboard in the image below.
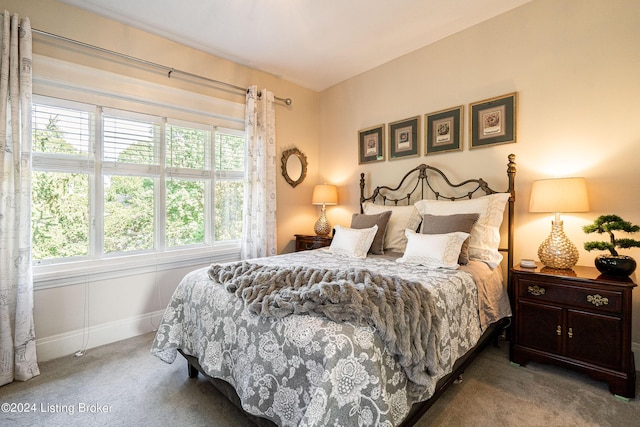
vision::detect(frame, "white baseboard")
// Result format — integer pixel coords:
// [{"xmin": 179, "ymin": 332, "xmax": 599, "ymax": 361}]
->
[
  {"xmin": 634, "ymin": 342, "xmax": 640, "ymax": 371},
  {"xmin": 36, "ymin": 309, "xmax": 165, "ymax": 362}
]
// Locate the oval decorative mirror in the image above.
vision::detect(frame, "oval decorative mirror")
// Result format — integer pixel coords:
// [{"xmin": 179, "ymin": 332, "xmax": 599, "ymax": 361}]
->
[{"xmin": 281, "ymin": 147, "xmax": 307, "ymax": 188}]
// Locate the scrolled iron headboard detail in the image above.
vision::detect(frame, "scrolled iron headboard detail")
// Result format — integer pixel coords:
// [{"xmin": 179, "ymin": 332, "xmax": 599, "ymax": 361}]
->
[
  {"xmin": 360, "ymin": 154, "xmax": 516, "ymax": 208},
  {"xmin": 359, "ymin": 154, "xmax": 517, "ymax": 285}
]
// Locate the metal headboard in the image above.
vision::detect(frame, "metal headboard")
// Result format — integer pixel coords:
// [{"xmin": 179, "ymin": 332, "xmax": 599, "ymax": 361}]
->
[{"xmin": 359, "ymin": 154, "xmax": 516, "ymax": 283}]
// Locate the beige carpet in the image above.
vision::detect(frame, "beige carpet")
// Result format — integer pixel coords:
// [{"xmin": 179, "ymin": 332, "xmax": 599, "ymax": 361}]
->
[{"xmin": 0, "ymin": 332, "xmax": 638, "ymax": 426}]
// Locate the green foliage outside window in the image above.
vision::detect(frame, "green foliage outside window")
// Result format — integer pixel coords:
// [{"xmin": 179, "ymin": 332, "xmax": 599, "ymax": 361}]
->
[
  {"xmin": 166, "ymin": 179, "xmax": 205, "ymax": 247},
  {"xmin": 32, "ymin": 116, "xmax": 90, "ymax": 259},
  {"xmin": 32, "ymin": 171, "xmax": 89, "ymax": 259},
  {"xmin": 104, "ymin": 175, "xmax": 155, "ymax": 253}
]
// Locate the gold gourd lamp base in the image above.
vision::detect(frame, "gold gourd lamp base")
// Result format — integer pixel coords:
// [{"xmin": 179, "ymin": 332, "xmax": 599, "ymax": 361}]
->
[
  {"xmin": 537, "ymin": 214, "xmax": 579, "ymax": 269},
  {"xmin": 529, "ymin": 177, "xmax": 590, "ymax": 270},
  {"xmin": 314, "ymin": 204, "xmax": 331, "ymax": 236},
  {"xmin": 312, "ymin": 184, "xmax": 338, "ymax": 236}
]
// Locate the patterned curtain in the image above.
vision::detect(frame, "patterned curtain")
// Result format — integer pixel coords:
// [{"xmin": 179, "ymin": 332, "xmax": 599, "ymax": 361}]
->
[
  {"xmin": 241, "ymin": 86, "xmax": 277, "ymax": 259},
  {"xmin": 0, "ymin": 11, "xmax": 39, "ymax": 386}
]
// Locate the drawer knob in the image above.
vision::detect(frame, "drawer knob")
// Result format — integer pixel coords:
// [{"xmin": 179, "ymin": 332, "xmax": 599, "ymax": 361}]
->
[
  {"xmin": 568, "ymin": 327, "xmax": 573, "ymax": 339},
  {"xmin": 556, "ymin": 325, "xmax": 561, "ymax": 336},
  {"xmin": 527, "ymin": 285, "xmax": 546, "ymax": 296},
  {"xmin": 587, "ymin": 294, "xmax": 608, "ymax": 306}
]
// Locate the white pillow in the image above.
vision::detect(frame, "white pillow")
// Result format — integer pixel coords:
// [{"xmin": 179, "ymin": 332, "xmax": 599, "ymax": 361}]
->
[
  {"xmin": 328, "ymin": 224, "xmax": 378, "ymax": 258},
  {"xmin": 396, "ymin": 229, "xmax": 470, "ymax": 269},
  {"xmin": 362, "ymin": 202, "xmax": 422, "ymax": 253},
  {"xmin": 414, "ymin": 193, "xmax": 510, "ymax": 268}
]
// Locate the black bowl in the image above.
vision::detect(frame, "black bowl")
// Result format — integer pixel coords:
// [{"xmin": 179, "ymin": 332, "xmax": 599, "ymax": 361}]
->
[{"xmin": 594, "ymin": 255, "xmax": 637, "ymax": 277}]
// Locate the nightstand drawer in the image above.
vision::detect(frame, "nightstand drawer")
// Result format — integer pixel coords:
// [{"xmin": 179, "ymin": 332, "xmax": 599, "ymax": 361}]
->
[
  {"xmin": 517, "ymin": 278, "xmax": 623, "ymax": 314},
  {"xmin": 296, "ymin": 240, "xmax": 325, "ymax": 251},
  {"xmin": 294, "ymin": 234, "xmax": 332, "ymax": 252}
]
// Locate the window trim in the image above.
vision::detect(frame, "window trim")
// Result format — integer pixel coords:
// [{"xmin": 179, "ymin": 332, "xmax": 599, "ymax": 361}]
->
[{"xmin": 33, "ymin": 243, "xmax": 241, "ymax": 290}]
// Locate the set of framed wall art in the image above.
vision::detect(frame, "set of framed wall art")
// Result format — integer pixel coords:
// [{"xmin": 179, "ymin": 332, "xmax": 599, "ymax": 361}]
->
[{"xmin": 358, "ymin": 92, "xmax": 517, "ymax": 164}]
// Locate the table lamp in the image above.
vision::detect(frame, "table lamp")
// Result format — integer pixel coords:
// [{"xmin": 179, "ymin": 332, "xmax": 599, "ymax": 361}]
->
[
  {"xmin": 529, "ymin": 177, "xmax": 589, "ymax": 269},
  {"xmin": 312, "ymin": 184, "xmax": 338, "ymax": 236}
]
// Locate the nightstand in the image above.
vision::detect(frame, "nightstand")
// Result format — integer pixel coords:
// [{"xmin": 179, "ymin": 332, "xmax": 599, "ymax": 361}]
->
[
  {"xmin": 294, "ymin": 234, "xmax": 332, "ymax": 252},
  {"xmin": 510, "ymin": 263, "xmax": 637, "ymax": 398}
]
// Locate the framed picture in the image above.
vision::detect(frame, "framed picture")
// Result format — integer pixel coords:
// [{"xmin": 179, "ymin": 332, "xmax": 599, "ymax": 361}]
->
[
  {"xmin": 469, "ymin": 92, "xmax": 517, "ymax": 149},
  {"xmin": 358, "ymin": 124, "xmax": 385, "ymax": 164},
  {"xmin": 425, "ymin": 105, "xmax": 463, "ymax": 155},
  {"xmin": 389, "ymin": 116, "xmax": 420, "ymax": 160}
]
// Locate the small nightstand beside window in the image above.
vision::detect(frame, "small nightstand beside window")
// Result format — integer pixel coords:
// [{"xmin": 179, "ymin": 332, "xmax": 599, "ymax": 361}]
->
[
  {"xmin": 510, "ymin": 262, "xmax": 637, "ymax": 398},
  {"xmin": 295, "ymin": 234, "xmax": 332, "ymax": 252}
]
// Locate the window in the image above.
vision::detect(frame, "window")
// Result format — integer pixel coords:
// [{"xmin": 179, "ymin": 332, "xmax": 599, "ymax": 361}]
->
[
  {"xmin": 165, "ymin": 121, "xmax": 209, "ymax": 248},
  {"xmin": 213, "ymin": 132, "xmax": 245, "ymax": 241},
  {"xmin": 31, "ymin": 96, "xmax": 245, "ymax": 264},
  {"xmin": 32, "ymin": 100, "xmax": 93, "ymax": 260}
]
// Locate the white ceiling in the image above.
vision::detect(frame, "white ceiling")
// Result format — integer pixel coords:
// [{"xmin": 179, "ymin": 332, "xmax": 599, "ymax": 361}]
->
[{"xmin": 59, "ymin": 0, "xmax": 532, "ymax": 91}]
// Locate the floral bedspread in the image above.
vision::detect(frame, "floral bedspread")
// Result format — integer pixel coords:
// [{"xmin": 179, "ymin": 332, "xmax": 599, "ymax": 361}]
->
[{"xmin": 151, "ymin": 250, "xmax": 500, "ymax": 426}]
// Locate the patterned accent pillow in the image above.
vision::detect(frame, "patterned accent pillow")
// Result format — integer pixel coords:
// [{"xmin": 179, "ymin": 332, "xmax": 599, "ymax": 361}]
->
[
  {"xmin": 328, "ymin": 224, "xmax": 378, "ymax": 258},
  {"xmin": 420, "ymin": 213, "xmax": 479, "ymax": 265},
  {"xmin": 350, "ymin": 211, "xmax": 392, "ymax": 255},
  {"xmin": 361, "ymin": 202, "xmax": 422, "ymax": 253},
  {"xmin": 396, "ymin": 229, "xmax": 470, "ymax": 269},
  {"xmin": 414, "ymin": 193, "xmax": 510, "ymax": 268}
]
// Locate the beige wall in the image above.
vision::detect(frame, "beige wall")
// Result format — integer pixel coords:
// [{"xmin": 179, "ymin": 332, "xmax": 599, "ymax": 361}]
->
[{"xmin": 318, "ymin": 0, "xmax": 640, "ymax": 344}]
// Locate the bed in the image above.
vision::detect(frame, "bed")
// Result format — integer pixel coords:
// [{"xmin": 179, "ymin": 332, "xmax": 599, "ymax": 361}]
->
[{"xmin": 151, "ymin": 154, "xmax": 517, "ymax": 426}]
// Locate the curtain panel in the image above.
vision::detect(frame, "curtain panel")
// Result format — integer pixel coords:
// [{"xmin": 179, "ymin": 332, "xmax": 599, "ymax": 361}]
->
[
  {"xmin": 0, "ymin": 11, "xmax": 39, "ymax": 386},
  {"xmin": 241, "ymin": 86, "xmax": 277, "ymax": 259}
]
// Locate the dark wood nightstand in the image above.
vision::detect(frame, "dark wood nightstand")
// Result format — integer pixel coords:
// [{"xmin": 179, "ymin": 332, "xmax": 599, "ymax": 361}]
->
[
  {"xmin": 294, "ymin": 234, "xmax": 332, "ymax": 252},
  {"xmin": 510, "ymin": 263, "xmax": 637, "ymax": 398}
]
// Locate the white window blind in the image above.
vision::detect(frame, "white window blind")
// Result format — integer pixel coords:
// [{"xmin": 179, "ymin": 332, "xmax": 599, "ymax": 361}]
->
[
  {"xmin": 32, "ymin": 102, "xmax": 93, "ymax": 157},
  {"xmin": 214, "ymin": 130, "xmax": 245, "ymax": 178},
  {"xmin": 103, "ymin": 111, "xmax": 160, "ymax": 166},
  {"xmin": 32, "ymin": 98, "xmax": 96, "ymax": 175},
  {"xmin": 166, "ymin": 121, "xmax": 209, "ymax": 171}
]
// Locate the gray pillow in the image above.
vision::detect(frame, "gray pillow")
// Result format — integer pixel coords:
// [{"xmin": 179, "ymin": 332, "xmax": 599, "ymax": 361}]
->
[
  {"xmin": 350, "ymin": 211, "xmax": 392, "ymax": 255},
  {"xmin": 420, "ymin": 213, "xmax": 479, "ymax": 265}
]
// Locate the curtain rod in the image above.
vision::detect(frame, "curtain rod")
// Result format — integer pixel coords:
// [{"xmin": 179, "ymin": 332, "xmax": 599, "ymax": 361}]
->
[{"xmin": 31, "ymin": 28, "xmax": 293, "ymax": 106}]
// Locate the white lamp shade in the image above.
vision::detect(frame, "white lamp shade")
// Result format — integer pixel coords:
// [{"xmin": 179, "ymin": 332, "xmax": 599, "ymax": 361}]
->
[
  {"xmin": 529, "ymin": 177, "xmax": 589, "ymax": 213},
  {"xmin": 312, "ymin": 184, "xmax": 338, "ymax": 205}
]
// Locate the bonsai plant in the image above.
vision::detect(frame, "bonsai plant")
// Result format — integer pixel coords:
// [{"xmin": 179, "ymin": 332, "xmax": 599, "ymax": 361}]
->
[{"xmin": 583, "ymin": 214, "xmax": 640, "ymax": 276}]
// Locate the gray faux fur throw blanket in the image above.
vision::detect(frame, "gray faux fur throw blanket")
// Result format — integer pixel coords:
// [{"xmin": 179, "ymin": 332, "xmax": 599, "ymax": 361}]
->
[{"xmin": 208, "ymin": 261, "xmax": 441, "ymax": 386}]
